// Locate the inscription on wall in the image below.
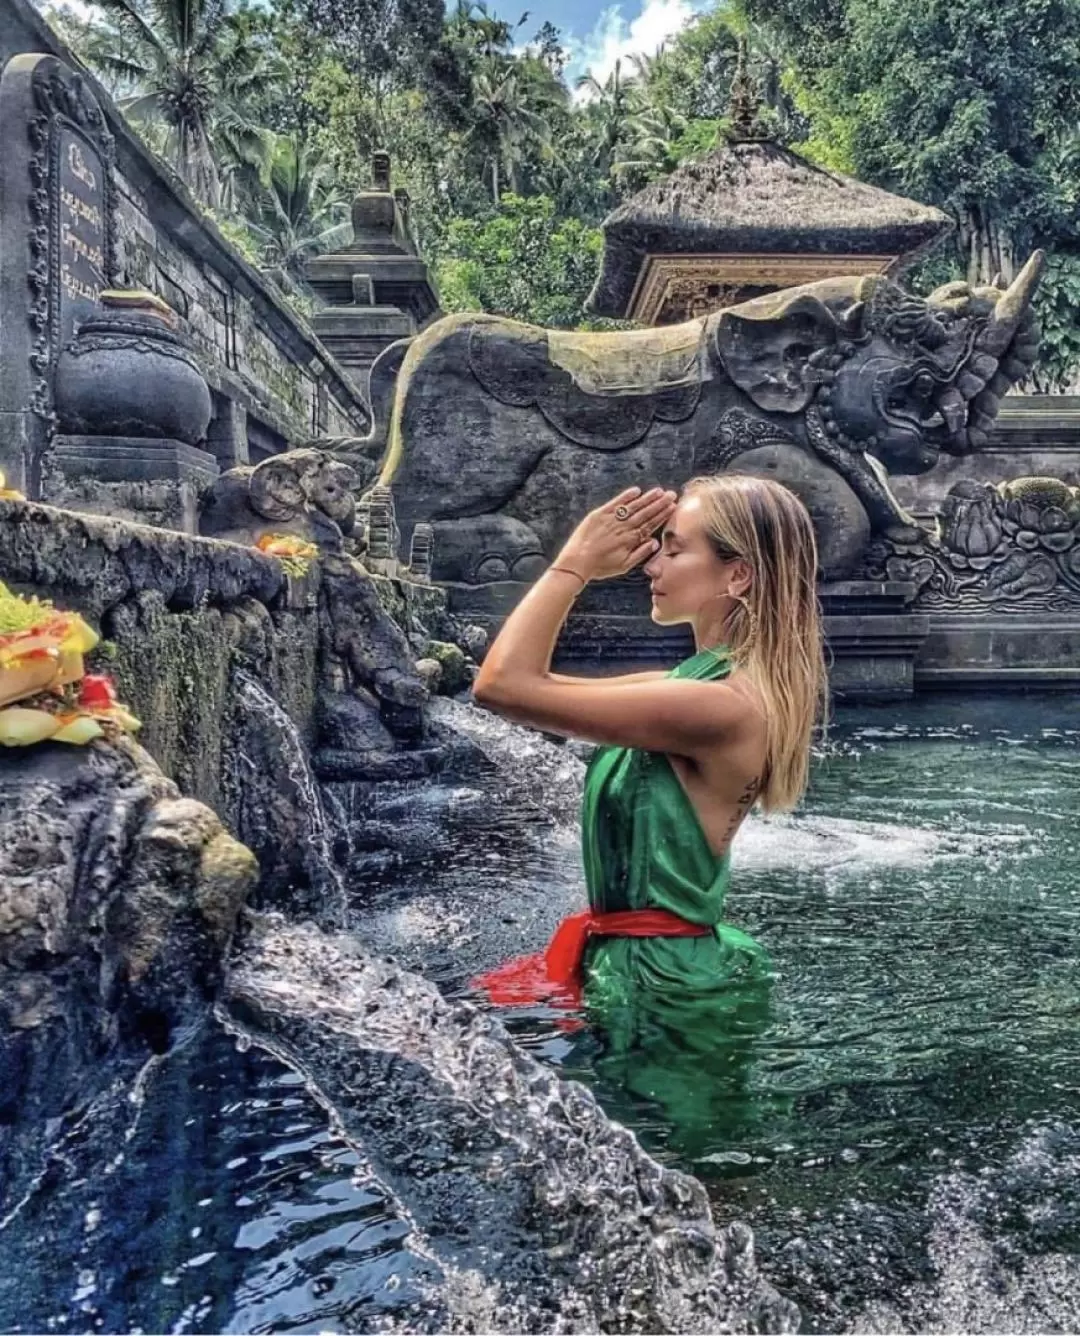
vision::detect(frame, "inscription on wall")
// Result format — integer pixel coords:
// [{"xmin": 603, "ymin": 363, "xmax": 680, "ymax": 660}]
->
[{"xmin": 57, "ymin": 127, "xmax": 106, "ymax": 342}]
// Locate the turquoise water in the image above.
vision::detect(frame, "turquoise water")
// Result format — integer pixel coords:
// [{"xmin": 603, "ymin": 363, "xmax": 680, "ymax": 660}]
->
[
  {"xmin": 3, "ymin": 693, "xmax": 1077, "ymax": 1332},
  {"xmin": 438, "ymin": 693, "xmax": 1080, "ymax": 1330}
]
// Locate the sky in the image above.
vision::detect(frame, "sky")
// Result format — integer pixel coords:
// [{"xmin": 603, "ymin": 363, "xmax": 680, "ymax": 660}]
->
[
  {"xmin": 41, "ymin": 0, "xmax": 713, "ymax": 93},
  {"xmin": 520, "ymin": 0, "xmax": 710, "ymax": 88}
]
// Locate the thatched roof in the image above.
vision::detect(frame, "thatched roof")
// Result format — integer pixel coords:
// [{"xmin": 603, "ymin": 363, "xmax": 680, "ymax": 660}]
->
[{"xmin": 586, "ymin": 140, "xmax": 952, "ymax": 318}]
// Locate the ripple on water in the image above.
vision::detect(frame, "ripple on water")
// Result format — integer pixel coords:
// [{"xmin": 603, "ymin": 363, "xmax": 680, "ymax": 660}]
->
[{"xmin": 403, "ymin": 693, "xmax": 1080, "ymax": 1332}]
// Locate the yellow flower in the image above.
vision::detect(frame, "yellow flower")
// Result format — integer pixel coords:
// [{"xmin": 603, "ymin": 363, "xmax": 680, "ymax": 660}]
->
[{"xmin": 0, "ymin": 470, "xmax": 25, "ymax": 502}]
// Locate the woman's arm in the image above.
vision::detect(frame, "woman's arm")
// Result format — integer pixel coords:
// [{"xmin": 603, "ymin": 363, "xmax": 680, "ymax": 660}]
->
[
  {"xmin": 548, "ymin": 671, "xmax": 669, "ymax": 686},
  {"xmin": 473, "ymin": 486, "xmax": 753, "ymax": 754},
  {"xmin": 474, "ymin": 670, "xmax": 752, "ymax": 753}
]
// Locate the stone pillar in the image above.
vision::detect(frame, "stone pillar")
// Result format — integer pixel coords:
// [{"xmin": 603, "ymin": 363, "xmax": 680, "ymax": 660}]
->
[
  {"xmin": 408, "ymin": 522, "xmax": 434, "ymax": 580},
  {"xmin": 0, "ymin": 53, "xmax": 118, "ymax": 496},
  {"xmin": 362, "ymin": 484, "xmax": 400, "ymax": 576},
  {"xmin": 206, "ymin": 393, "xmax": 249, "ymax": 468}
]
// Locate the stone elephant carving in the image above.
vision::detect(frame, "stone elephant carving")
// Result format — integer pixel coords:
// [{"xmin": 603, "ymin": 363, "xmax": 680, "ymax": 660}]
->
[
  {"xmin": 199, "ymin": 448, "xmax": 359, "ymax": 550},
  {"xmin": 346, "ymin": 253, "xmax": 1044, "ymax": 582}
]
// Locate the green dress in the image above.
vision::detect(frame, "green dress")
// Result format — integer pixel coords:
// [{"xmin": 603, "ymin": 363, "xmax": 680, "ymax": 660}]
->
[{"xmin": 577, "ymin": 644, "xmax": 774, "ymax": 1145}]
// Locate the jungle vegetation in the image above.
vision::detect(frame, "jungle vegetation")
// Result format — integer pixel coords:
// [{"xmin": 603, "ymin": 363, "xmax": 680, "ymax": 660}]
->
[{"xmin": 47, "ymin": 0, "xmax": 1080, "ymax": 385}]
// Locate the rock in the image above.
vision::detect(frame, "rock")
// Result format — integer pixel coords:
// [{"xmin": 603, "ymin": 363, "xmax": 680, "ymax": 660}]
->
[
  {"xmin": 414, "ymin": 657, "xmax": 442, "ymax": 692},
  {"xmin": 0, "ymin": 735, "xmax": 256, "ymax": 1213},
  {"xmin": 424, "ymin": 639, "xmax": 470, "ymax": 695},
  {"xmin": 460, "ymin": 623, "xmax": 489, "ymax": 660},
  {"xmin": 318, "ymin": 688, "xmax": 395, "ymax": 753}
]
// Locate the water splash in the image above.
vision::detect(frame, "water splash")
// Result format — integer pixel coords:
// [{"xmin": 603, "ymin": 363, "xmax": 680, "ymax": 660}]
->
[
  {"xmin": 432, "ymin": 697, "xmax": 1016, "ymax": 875},
  {"xmin": 858, "ymin": 1123, "xmax": 1080, "ymax": 1333},
  {"xmin": 227, "ymin": 917, "xmax": 799, "ymax": 1334}
]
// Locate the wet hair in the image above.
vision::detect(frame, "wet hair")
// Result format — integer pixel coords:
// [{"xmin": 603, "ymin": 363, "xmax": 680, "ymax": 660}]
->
[{"xmin": 682, "ymin": 473, "xmax": 828, "ymax": 813}]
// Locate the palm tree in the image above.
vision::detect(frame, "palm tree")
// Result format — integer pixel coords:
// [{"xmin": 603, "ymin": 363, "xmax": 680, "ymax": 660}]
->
[
  {"xmin": 576, "ymin": 59, "xmax": 657, "ymax": 184},
  {"xmin": 68, "ymin": 0, "xmax": 279, "ymax": 207},
  {"xmin": 243, "ymin": 133, "xmax": 351, "ymax": 283},
  {"xmin": 470, "ymin": 59, "xmax": 555, "ymax": 201}
]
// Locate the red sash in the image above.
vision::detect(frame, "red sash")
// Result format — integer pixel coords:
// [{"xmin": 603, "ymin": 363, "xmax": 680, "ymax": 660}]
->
[{"xmin": 469, "ymin": 907, "xmax": 712, "ymax": 1010}]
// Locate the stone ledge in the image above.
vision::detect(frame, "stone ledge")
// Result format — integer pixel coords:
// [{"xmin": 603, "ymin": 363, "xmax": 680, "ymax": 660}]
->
[
  {"xmin": 0, "ymin": 496, "xmax": 284, "ymax": 616},
  {"xmin": 50, "ymin": 436, "xmax": 220, "ymax": 485}
]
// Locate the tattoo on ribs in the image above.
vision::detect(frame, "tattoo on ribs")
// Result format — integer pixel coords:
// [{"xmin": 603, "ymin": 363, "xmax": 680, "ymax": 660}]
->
[{"xmin": 721, "ymin": 775, "xmax": 761, "ymax": 845}]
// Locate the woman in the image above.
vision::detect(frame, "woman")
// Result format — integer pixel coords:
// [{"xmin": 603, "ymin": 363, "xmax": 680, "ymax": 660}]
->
[{"xmin": 470, "ymin": 474, "xmax": 826, "ymax": 1125}]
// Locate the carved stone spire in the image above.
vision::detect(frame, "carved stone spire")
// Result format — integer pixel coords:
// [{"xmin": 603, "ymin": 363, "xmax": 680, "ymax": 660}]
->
[{"xmin": 724, "ymin": 38, "xmax": 770, "ymax": 144}]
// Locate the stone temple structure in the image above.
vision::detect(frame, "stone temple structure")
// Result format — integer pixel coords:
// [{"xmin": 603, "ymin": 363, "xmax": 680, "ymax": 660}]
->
[
  {"xmin": 305, "ymin": 152, "xmax": 441, "ymax": 396},
  {"xmin": 587, "ymin": 69, "xmax": 951, "ymax": 325}
]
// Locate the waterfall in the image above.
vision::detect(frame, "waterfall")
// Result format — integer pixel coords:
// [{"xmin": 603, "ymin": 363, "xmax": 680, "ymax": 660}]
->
[{"xmin": 230, "ymin": 670, "xmax": 348, "ymax": 928}]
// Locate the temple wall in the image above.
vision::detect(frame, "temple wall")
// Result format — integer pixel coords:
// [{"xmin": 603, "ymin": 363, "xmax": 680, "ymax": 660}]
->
[
  {"xmin": 0, "ymin": 0, "xmax": 369, "ymax": 474},
  {"xmin": 883, "ymin": 396, "xmax": 1080, "ymax": 517}
]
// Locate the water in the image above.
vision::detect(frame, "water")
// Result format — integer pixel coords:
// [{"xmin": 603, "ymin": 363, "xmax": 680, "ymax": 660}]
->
[
  {"xmin": 362, "ymin": 693, "xmax": 1080, "ymax": 1332},
  {"xmin": 0, "ymin": 1027, "xmax": 439, "ymax": 1334},
  {"xmin": 230, "ymin": 670, "xmax": 348, "ymax": 927},
  {"xmin": 4, "ymin": 692, "xmax": 1079, "ymax": 1332}
]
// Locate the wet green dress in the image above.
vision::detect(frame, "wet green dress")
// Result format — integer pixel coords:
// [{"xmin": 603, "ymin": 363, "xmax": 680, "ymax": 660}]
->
[{"xmin": 578, "ymin": 644, "xmax": 774, "ymax": 1140}]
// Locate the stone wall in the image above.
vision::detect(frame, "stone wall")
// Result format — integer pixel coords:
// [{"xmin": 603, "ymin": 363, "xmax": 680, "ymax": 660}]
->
[
  {"xmin": 889, "ymin": 395, "xmax": 1080, "ymax": 516},
  {"xmin": 0, "ymin": 0, "xmax": 369, "ymax": 496},
  {"xmin": 0, "ymin": 496, "xmax": 472, "ymax": 905}
]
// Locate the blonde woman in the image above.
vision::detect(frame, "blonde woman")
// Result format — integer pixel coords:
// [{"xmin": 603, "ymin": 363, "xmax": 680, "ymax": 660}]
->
[{"xmin": 471, "ymin": 475, "xmax": 827, "ymax": 1074}]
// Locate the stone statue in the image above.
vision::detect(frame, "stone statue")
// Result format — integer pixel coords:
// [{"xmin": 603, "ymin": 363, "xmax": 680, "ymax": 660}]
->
[
  {"xmin": 346, "ymin": 253, "xmax": 1043, "ymax": 583},
  {"xmin": 199, "ymin": 448, "xmax": 359, "ymax": 551},
  {"xmin": 865, "ymin": 473, "xmax": 1080, "ymax": 611}
]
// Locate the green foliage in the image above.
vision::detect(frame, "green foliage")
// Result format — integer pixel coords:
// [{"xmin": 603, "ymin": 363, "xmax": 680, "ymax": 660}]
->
[
  {"xmin": 1030, "ymin": 252, "xmax": 1080, "ymax": 391},
  {"xmin": 435, "ymin": 195, "xmax": 603, "ymax": 327},
  {"xmin": 46, "ymin": 0, "xmax": 1080, "ymax": 382},
  {"xmin": 210, "ymin": 211, "xmax": 263, "ymax": 266}
]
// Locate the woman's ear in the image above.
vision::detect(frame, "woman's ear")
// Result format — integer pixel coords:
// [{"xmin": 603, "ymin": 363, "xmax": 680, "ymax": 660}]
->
[{"xmin": 728, "ymin": 559, "xmax": 754, "ymax": 600}]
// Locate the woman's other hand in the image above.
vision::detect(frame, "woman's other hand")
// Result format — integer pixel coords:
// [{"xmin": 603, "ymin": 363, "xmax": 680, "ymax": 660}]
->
[{"xmin": 554, "ymin": 487, "xmax": 677, "ymax": 583}]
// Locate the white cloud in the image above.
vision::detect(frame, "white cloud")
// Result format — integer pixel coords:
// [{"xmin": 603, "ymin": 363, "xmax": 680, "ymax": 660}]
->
[{"xmin": 567, "ymin": 0, "xmax": 703, "ymax": 96}]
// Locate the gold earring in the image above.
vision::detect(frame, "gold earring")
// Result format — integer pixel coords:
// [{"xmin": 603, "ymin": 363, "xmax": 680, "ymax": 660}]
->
[{"xmin": 730, "ymin": 592, "xmax": 759, "ymax": 654}]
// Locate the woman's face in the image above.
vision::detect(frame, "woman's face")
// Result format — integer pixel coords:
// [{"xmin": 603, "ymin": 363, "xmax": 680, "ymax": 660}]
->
[{"xmin": 643, "ymin": 494, "xmax": 738, "ymax": 627}]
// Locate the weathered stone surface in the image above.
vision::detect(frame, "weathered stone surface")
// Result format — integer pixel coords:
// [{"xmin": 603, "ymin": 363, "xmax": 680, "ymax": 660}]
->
[
  {"xmin": 863, "ymin": 474, "xmax": 1080, "ymax": 613},
  {"xmin": 424, "ymin": 638, "xmax": 471, "ymax": 695},
  {"xmin": 361, "ymin": 260, "xmax": 1043, "ymax": 594},
  {"xmin": 319, "ymin": 552, "xmax": 428, "ymax": 738},
  {"xmin": 0, "ymin": 736, "xmax": 256, "ymax": 1211},
  {"xmin": 199, "ymin": 448, "xmax": 358, "ymax": 549},
  {"xmin": 0, "ymin": 495, "xmax": 282, "ymax": 617},
  {"xmin": 53, "ymin": 302, "xmax": 213, "ymax": 446},
  {"xmin": 0, "ymin": 7, "xmax": 370, "ymax": 505}
]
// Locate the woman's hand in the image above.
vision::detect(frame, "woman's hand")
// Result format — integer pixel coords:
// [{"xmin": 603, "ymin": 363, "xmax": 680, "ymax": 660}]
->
[{"xmin": 553, "ymin": 486, "xmax": 677, "ymax": 583}]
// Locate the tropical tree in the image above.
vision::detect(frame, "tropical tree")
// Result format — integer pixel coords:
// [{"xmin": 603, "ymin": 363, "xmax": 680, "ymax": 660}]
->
[
  {"xmin": 468, "ymin": 57, "xmax": 563, "ymax": 201},
  {"xmin": 241, "ymin": 133, "xmax": 350, "ymax": 283},
  {"xmin": 63, "ymin": 0, "xmax": 279, "ymax": 206},
  {"xmin": 435, "ymin": 193, "xmax": 603, "ymax": 326},
  {"xmin": 743, "ymin": 0, "xmax": 1080, "ymax": 284}
]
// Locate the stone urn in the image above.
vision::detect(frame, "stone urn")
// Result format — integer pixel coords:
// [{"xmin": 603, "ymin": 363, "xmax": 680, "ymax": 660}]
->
[{"xmin": 54, "ymin": 289, "xmax": 212, "ymax": 446}]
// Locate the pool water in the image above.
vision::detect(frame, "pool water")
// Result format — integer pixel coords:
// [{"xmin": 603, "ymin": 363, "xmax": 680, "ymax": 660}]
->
[
  {"xmin": 3, "ymin": 692, "xmax": 1079, "ymax": 1333},
  {"xmin": 369, "ymin": 693, "xmax": 1080, "ymax": 1331}
]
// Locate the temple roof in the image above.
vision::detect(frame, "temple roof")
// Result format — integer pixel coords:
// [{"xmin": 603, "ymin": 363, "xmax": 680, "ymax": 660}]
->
[{"xmin": 586, "ymin": 139, "xmax": 952, "ymax": 318}]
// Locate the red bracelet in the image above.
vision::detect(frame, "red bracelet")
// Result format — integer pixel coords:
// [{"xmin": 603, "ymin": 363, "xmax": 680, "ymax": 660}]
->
[{"xmin": 548, "ymin": 565, "xmax": 587, "ymax": 590}]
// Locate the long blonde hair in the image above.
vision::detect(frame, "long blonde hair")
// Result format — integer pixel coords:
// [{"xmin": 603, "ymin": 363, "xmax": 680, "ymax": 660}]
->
[{"xmin": 683, "ymin": 473, "xmax": 828, "ymax": 813}]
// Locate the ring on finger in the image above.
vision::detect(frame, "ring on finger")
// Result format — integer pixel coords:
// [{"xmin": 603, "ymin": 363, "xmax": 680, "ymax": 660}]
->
[{"xmin": 614, "ymin": 504, "xmax": 631, "ymax": 521}]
